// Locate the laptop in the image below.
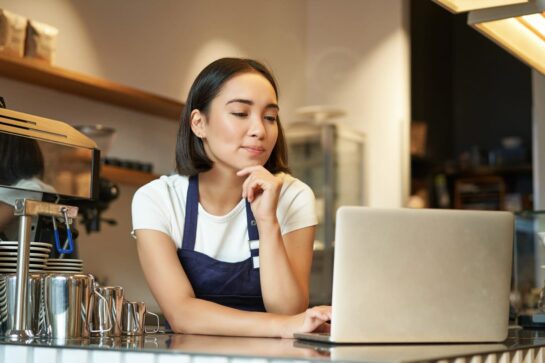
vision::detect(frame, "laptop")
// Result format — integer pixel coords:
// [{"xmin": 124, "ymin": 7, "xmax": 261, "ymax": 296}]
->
[{"xmin": 295, "ymin": 207, "xmax": 514, "ymax": 343}]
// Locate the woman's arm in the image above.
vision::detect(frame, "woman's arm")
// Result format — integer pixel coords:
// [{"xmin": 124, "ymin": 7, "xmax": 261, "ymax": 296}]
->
[
  {"xmin": 237, "ymin": 167, "xmax": 315, "ymax": 314},
  {"xmin": 258, "ymin": 223, "xmax": 314, "ymax": 314},
  {"xmin": 135, "ymin": 229, "xmax": 329, "ymax": 338},
  {"xmin": 0, "ymin": 202, "xmax": 15, "ymax": 233}
]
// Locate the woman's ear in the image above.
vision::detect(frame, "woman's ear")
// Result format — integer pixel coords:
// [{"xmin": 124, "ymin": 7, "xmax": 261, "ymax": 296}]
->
[{"xmin": 190, "ymin": 110, "xmax": 206, "ymax": 139}]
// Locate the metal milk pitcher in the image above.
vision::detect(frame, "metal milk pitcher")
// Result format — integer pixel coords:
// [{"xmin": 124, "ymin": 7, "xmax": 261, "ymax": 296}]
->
[
  {"xmin": 91, "ymin": 286, "xmax": 124, "ymax": 337},
  {"xmin": 0, "ymin": 273, "xmax": 43, "ymax": 336},
  {"xmin": 121, "ymin": 301, "xmax": 160, "ymax": 336},
  {"xmin": 43, "ymin": 273, "xmax": 111, "ymax": 339}
]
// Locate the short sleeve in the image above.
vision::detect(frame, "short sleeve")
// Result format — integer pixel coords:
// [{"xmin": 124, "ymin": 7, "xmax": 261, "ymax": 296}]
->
[
  {"xmin": 131, "ymin": 182, "xmax": 172, "ymax": 237},
  {"xmin": 277, "ymin": 176, "xmax": 318, "ymax": 235},
  {"xmin": 0, "ymin": 187, "xmax": 28, "ymax": 206},
  {"xmin": 0, "ymin": 178, "xmax": 53, "ymax": 206}
]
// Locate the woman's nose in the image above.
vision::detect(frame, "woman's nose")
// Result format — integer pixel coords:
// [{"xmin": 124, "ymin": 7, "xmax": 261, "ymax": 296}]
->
[{"xmin": 248, "ymin": 117, "xmax": 265, "ymax": 138}]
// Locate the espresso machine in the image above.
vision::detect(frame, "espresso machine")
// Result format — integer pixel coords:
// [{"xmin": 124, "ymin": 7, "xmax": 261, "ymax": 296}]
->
[{"xmin": 0, "ymin": 105, "xmax": 100, "ymax": 340}]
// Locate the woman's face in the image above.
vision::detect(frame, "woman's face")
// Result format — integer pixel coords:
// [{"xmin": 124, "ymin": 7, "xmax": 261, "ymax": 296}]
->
[{"xmin": 193, "ymin": 72, "xmax": 279, "ymax": 172}]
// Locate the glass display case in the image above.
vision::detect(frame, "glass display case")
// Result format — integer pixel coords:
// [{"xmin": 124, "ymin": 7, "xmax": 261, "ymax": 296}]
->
[
  {"xmin": 513, "ymin": 211, "xmax": 545, "ymax": 313},
  {"xmin": 286, "ymin": 121, "xmax": 366, "ymax": 305}
]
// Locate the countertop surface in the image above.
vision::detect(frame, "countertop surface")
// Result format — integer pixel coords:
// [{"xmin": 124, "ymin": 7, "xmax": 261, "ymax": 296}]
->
[{"xmin": 2, "ymin": 327, "xmax": 545, "ymax": 362}]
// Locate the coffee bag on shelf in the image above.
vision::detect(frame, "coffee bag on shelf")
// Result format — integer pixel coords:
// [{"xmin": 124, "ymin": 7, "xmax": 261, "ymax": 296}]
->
[
  {"xmin": 25, "ymin": 19, "xmax": 58, "ymax": 63},
  {"xmin": 0, "ymin": 9, "xmax": 27, "ymax": 57}
]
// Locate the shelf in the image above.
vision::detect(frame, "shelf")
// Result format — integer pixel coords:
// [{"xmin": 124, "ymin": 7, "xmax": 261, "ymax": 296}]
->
[
  {"xmin": 0, "ymin": 53, "xmax": 184, "ymax": 120},
  {"xmin": 101, "ymin": 165, "xmax": 159, "ymax": 186},
  {"xmin": 444, "ymin": 164, "xmax": 532, "ymax": 177}
]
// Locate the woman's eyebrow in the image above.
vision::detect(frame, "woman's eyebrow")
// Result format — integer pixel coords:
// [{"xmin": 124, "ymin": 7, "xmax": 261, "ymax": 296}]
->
[
  {"xmin": 226, "ymin": 98, "xmax": 253, "ymax": 106},
  {"xmin": 226, "ymin": 99, "xmax": 279, "ymax": 110}
]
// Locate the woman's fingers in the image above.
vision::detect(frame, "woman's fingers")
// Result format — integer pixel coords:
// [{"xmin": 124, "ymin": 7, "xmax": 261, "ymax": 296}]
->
[
  {"xmin": 309, "ymin": 306, "xmax": 331, "ymax": 327},
  {"xmin": 242, "ymin": 174, "xmax": 261, "ymax": 202},
  {"xmin": 236, "ymin": 165, "xmax": 264, "ymax": 177},
  {"xmin": 238, "ymin": 167, "xmax": 277, "ymax": 203},
  {"xmin": 281, "ymin": 305, "xmax": 332, "ymax": 338},
  {"xmin": 303, "ymin": 306, "xmax": 331, "ymax": 332},
  {"xmin": 314, "ymin": 322, "xmax": 331, "ymax": 333},
  {"xmin": 239, "ymin": 166, "xmax": 264, "ymax": 199},
  {"xmin": 310, "ymin": 305, "xmax": 332, "ymax": 317},
  {"xmin": 308, "ymin": 309, "xmax": 328, "ymax": 321}
]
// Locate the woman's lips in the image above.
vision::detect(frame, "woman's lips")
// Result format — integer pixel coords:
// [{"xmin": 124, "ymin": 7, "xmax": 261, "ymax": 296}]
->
[{"xmin": 242, "ymin": 146, "xmax": 265, "ymax": 156}]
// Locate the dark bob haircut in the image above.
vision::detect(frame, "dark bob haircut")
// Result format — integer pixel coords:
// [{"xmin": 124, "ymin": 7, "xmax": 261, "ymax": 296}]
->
[
  {"xmin": 0, "ymin": 133, "xmax": 44, "ymax": 186},
  {"xmin": 175, "ymin": 57, "xmax": 290, "ymax": 176}
]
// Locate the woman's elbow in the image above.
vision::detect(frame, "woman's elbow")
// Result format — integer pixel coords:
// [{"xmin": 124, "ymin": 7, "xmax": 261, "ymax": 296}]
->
[
  {"xmin": 167, "ymin": 312, "xmax": 202, "ymax": 334},
  {"xmin": 162, "ymin": 298, "xmax": 199, "ymax": 334},
  {"xmin": 169, "ymin": 318, "xmax": 191, "ymax": 334}
]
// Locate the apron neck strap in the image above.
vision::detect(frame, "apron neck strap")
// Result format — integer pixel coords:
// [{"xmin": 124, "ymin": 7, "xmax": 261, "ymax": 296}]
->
[
  {"xmin": 181, "ymin": 175, "xmax": 261, "ymax": 251},
  {"xmin": 181, "ymin": 175, "xmax": 199, "ymax": 250}
]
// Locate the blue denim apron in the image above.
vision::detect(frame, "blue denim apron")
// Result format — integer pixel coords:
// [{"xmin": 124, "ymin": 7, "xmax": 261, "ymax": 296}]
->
[{"xmin": 176, "ymin": 175, "xmax": 265, "ymax": 312}]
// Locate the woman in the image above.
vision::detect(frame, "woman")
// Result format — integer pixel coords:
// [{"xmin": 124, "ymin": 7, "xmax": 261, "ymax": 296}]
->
[
  {"xmin": 132, "ymin": 58, "xmax": 331, "ymax": 338},
  {"xmin": 0, "ymin": 133, "xmax": 55, "ymax": 240}
]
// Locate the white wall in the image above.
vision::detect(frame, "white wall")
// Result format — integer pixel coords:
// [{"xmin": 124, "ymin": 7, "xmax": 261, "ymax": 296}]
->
[
  {"xmin": 305, "ymin": 0, "xmax": 411, "ymax": 207},
  {"xmin": 0, "ymin": 0, "xmax": 410, "ymax": 310},
  {"xmin": 0, "ymin": 0, "xmax": 308, "ymax": 174}
]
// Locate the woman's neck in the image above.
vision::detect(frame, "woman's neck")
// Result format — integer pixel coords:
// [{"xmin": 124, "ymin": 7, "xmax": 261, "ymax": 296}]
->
[{"xmin": 197, "ymin": 168, "xmax": 244, "ymax": 216}]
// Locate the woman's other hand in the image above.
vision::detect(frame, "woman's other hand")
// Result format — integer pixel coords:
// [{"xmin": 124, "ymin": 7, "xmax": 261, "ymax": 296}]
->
[
  {"xmin": 236, "ymin": 166, "xmax": 282, "ymax": 224},
  {"xmin": 280, "ymin": 305, "xmax": 332, "ymax": 339}
]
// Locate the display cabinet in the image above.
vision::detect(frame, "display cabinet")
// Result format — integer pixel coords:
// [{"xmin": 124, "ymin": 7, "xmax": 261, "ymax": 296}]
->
[
  {"xmin": 512, "ymin": 210, "xmax": 545, "ymax": 313},
  {"xmin": 285, "ymin": 121, "xmax": 366, "ymax": 305}
]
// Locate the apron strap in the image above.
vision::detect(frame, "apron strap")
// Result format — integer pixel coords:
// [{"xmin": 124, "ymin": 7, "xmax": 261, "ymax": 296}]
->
[
  {"xmin": 245, "ymin": 200, "xmax": 260, "ymax": 268},
  {"xmin": 182, "ymin": 174, "xmax": 261, "ymax": 269},
  {"xmin": 181, "ymin": 175, "xmax": 199, "ymax": 251}
]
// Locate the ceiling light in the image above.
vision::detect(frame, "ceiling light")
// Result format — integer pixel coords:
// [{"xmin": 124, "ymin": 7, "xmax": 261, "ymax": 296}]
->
[
  {"xmin": 433, "ymin": 0, "xmax": 529, "ymax": 14},
  {"xmin": 468, "ymin": 0, "xmax": 545, "ymax": 75}
]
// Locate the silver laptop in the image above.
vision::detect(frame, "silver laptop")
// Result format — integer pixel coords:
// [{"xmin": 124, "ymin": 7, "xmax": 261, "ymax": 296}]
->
[{"xmin": 295, "ymin": 206, "xmax": 514, "ymax": 343}]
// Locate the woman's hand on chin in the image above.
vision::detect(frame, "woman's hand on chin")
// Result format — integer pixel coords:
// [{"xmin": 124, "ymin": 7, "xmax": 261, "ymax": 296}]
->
[
  {"xmin": 236, "ymin": 166, "xmax": 282, "ymax": 224},
  {"xmin": 279, "ymin": 305, "xmax": 332, "ymax": 339}
]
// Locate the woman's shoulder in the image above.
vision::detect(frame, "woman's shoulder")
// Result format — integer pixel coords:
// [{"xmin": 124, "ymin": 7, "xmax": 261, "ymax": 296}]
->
[
  {"xmin": 275, "ymin": 173, "xmax": 317, "ymax": 232},
  {"xmin": 277, "ymin": 173, "xmax": 314, "ymax": 198},
  {"xmin": 14, "ymin": 177, "xmax": 56, "ymax": 193},
  {"xmin": 134, "ymin": 174, "xmax": 189, "ymax": 199}
]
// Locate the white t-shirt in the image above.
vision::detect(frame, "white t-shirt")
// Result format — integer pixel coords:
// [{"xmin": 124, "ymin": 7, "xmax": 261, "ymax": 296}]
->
[
  {"xmin": 131, "ymin": 173, "xmax": 317, "ymax": 263},
  {"xmin": 0, "ymin": 178, "xmax": 56, "ymax": 240},
  {"xmin": 0, "ymin": 178, "xmax": 56, "ymax": 206}
]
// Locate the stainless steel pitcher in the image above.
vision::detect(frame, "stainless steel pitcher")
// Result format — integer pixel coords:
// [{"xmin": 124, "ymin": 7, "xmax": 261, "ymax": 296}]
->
[
  {"xmin": 43, "ymin": 273, "xmax": 110, "ymax": 339},
  {"xmin": 121, "ymin": 301, "xmax": 160, "ymax": 336},
  {"xmin": 92, "ymin": 286, "xmax": 124, "ymax": 337},
  {"xmin": 0, "ymin": 273, "xmax": 43, "ymax": 336}
]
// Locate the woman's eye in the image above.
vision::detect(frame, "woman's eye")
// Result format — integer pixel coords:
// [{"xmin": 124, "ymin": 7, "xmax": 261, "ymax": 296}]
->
[
  {"xmin": 231, "ymin": 112, "xmax": 247, "ymax": 118},
  {"xmin": 264, "ymin": 115, "xmax": 278, "ymax": 122}
]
